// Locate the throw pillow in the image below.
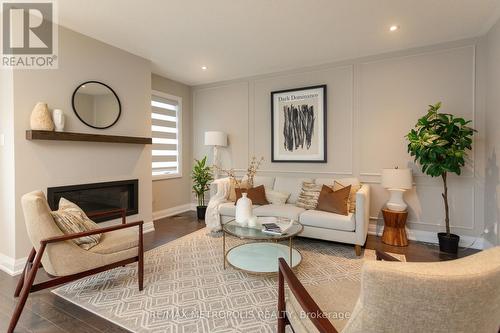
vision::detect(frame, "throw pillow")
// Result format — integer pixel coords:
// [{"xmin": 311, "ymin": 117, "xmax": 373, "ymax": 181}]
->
[
  {"xmin": 228, "ymin": 178, "xmax": 249, "ymax": 202},
  {"xmin": 296, "ymin": 181, "xmax": 322, "ymax": 209},
  {"xmin": 316, "ymin": 184, "xmax": 351, "ymax": 215},
  {"xmin": 265, "ymin": 189, "xmax": 291, "ymax": 205},
  {"xmin": 50, "ymin": 198, "xmax": 101, "ymax": 250},
  {"xmin": 235, "ymin": 185, "xmax": 269, "ymax": 205},
  {"xmin": 333, "ymin": 181, "xmax": 361, "ymax": 213}
]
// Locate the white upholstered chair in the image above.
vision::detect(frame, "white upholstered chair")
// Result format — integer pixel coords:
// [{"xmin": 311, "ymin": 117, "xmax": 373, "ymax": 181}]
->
[
  {"xmin": 278, "ymin": 247, "xmax": 500, "ymax": 333},
  {"xmin": 8, "ymin": 190, "xmax": 144, "ymax": 333}
]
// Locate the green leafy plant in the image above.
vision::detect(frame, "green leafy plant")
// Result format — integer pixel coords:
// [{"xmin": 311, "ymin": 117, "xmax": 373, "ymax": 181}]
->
[
  {"xmin": 406, "ymin": 102, "xmax": 475, "ymax": 236},
  {"xmin": 192, "ymin": 156, "xmax": 213, "ymax": 207}
]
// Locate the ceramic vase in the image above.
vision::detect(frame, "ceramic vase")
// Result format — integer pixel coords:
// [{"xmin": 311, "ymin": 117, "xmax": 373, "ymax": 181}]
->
[
  {"xmin": 52, "ymin": 109, "xmax": 65, "ymax": 132},
  {"xmin": 235, "ymin": 193, "xmax": 252, "ymax": 226},
  {"xmin": 30, "ymin": 102, "xmax": 54, "ymax": 131}
]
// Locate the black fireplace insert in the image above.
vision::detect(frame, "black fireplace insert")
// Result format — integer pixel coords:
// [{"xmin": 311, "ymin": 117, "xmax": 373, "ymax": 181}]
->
[{"xmin": 47, "ymin": 179, "xmax": 138, "ymax": 222}]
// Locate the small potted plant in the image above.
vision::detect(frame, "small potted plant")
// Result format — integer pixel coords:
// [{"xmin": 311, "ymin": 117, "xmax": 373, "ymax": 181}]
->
[
  {"xmin": 406, "ymin": 102, "xmax": 475, "ymax": 254},
  {"xmin": 192, "ymin": 156, "xmax": 213, "ymax": 220}
]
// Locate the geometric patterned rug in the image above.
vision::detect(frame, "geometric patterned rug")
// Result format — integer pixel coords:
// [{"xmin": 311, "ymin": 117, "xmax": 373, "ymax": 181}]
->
[{"xmin": 52, "ymin": 228, "xmax": 405, "ymax": 332}]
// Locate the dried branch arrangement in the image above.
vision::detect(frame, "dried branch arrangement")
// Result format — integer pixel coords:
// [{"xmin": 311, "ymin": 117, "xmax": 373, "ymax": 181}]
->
[{"xmin": 213, "ymin": 156, "xmax": 264, "ymax": 188}]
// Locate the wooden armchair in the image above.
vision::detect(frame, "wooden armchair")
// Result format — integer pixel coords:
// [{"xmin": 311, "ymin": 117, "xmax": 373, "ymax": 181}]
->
[
  {"xmin": 278, "ymin": 248, "xmax": 500, "ymax": 333},
  {"xmin": 8, "ymin": 191, "xmax": 145, "ymax": 333}
]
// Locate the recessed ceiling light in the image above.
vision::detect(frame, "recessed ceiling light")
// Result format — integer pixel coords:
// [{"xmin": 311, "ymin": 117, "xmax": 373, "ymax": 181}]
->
[
  {"xmin": 201, "ymin": 66, "xmax": 208, "ymax": 70},
  {"xmin": 82, "ymin": 85, "xmax": 86, "ymax": 88},
  {"xmin": 389, "ymin": 25, "xmax": 399, "ymax": 32}
]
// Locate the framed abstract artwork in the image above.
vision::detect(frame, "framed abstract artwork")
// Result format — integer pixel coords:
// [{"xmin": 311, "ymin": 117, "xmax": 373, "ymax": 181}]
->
[{"xmin": 271, "ymin": 85, "xmax": 327, "ymax": 163}]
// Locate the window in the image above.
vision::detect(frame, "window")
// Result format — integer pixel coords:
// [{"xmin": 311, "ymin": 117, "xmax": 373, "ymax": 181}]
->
[{"xmin": 151, "ymin": 91, "xmax": 182, "ymax": 179}]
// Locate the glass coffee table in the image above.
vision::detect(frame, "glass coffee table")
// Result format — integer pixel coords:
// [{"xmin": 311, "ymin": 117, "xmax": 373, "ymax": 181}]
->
[{"xmin": 222, "ymin": 218, "xmax": 303, "ymax": 273}]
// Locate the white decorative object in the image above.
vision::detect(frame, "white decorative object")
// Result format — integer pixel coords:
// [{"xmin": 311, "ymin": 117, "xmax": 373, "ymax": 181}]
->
[
  {"xmin": 247, "ymin": 215, "xmax": 258, "ymax": 228},
  {"xmin": 52, "ymin": 109, "xmax": 65, "ymax": 132},
  {"xmin": 235, "ymin": 193, "xmax": 252, "ymax": 226},
  {"xmin": 204, "ymin": 131, "xmax": 228, "ymax": 179},
  {"xmin": 30, "ymin": 102, "xmax": 54, "ymax": 131},
  {"xmin": 382, "ymin": 168, "xmax": 413, "ymax": 211}
]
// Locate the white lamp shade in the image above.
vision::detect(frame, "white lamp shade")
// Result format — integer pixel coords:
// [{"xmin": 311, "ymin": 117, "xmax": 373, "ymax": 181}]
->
[
  {"xmin": 204, "ymin": 131, "xmax": 227, "ymax": 147},
  {"xmin": 381, "ymin": 168, "xmax": 413, "ymax": 190}
]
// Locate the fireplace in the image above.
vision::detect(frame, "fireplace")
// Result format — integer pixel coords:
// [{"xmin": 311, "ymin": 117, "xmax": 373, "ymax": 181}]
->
[{"xmin": 47, "ymin": 179, "xmax": 138, "ymax": 222}]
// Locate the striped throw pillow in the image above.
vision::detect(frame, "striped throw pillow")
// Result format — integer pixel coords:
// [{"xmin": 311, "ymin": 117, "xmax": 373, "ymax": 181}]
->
[
  {"xmin": 50, "ymin": 198, "xmax": 101, "ymax": 250},
  {"xmin": 295, "ymin": 181, "xmax": 322, "ymax": 209}
]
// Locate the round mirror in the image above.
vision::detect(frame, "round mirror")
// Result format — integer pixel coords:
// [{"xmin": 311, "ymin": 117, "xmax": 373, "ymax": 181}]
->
[{"xmin": 72, "ymin": 81, "xmax": 121, "ymax": 129}]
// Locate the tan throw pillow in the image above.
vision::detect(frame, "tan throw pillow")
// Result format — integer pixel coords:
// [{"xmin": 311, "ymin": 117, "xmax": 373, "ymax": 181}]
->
[
  {"xmin": 228, "ymin": 178, "xmax": 249, "ymax": 202},
  {"xmin": 316, "ymin": 184, "xmax": 351, "ymax": 215},
  {"xmin": 265, "ymin": 189, "xmax": 290, "ymax": 205},
  {"xmin": 50, "ymin": 198, "xmax": 101, "ymax": 250},
  {"xmin": 296, "ymin": 181, "xmax": 322, "ymax": 209},
  {"xmin": 235, "ymin": 185, "xmax": 269, "ymax": 205},
  {"xmin": 333, "ymin": 181, "xmax": 361, "ymax": 213}
]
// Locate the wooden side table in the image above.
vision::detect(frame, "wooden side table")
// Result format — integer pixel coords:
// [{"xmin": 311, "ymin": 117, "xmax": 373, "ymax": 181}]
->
[{"xmin": 381, "ymin": 208, "xmax": 408, "ymax": 247}]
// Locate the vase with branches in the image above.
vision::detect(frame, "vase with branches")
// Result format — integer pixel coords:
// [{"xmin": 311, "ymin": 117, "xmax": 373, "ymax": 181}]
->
[
  {"xmin": 406, "ymin": 102, "xmax": 475, "ymax": 253},
  {"xmin": 192, "ymin": 156, "xmax": 213, "ymax": 220},
  {"xmin": 214, "ymin": 156, "xmax": 264, "ymax": 189}
]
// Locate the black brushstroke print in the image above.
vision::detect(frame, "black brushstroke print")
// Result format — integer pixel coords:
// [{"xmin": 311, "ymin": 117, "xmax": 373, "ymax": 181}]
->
[{"xmin": 283, "ymin": 104, "xmax": 315, "ymax": 151}]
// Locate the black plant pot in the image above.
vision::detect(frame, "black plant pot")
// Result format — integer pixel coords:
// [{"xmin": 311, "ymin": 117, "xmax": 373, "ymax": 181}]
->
[
  {"xmin": 438, "ymin": 232, "xmax": 460, "ymax": 254},
  {"xmin": 197, "ymin": 206, "xmax": 207, "ymax": 220}
]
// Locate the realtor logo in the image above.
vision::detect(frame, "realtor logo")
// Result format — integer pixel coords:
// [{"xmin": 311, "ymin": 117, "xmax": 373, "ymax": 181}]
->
[{"xmin": 1, "ymin": 0, "xmax": 58, "ymax": 68}]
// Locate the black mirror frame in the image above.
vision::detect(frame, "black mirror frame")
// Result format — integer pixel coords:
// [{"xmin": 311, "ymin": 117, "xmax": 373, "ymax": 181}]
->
[{"xmin": 71, "ymin": 80, "xmax": 122, "ymax": 129}]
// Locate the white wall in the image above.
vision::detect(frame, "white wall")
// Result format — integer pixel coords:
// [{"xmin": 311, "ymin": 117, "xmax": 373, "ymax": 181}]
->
[
  {"xmin": 1, "ymin": 26, "xmax": 153, "ymax": 273},
  {"xmin": 193, "ymin": 39, "xmax": 488, "ymax": 247},
  {"xmin": 485, "ymin": 18, "xmax": 500, "ymax": 246}
]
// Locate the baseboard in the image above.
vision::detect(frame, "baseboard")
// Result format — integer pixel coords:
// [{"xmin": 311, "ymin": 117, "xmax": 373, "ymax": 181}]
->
[
  {"xmin": 143, "ymin": 221, "xmax": 155, "ymax": 233},
  {"xmin": 367, "ymin": 223, "xmax": 485, "ymax": 250},
  {"xmin": 0, "ymin": 253, "xmax": 27, "ymax": 276},
  {"xmin": 153, "ymin": 203, "xmax": 194, "ymax": 221}
]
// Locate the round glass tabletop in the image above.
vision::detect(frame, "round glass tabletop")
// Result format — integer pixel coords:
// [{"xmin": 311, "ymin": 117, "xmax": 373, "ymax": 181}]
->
[
  {"xmin": 226, "ymin": 243, "xmax": 302, "ymax": 273},
  {"xmin": 223, "ymin": 218, "xmax": 303, "ymax": 240}
]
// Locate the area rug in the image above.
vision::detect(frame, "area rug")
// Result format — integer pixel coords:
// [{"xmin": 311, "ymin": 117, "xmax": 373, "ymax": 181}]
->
[{"xmin": 52, "ymin": 228, "xmax": 405, "ymax": 332}]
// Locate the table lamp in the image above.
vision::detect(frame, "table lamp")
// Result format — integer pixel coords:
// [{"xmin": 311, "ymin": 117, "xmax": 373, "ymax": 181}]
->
[
  {"xmin": 381, "ymin": 167, "xmax": 413, "ymax": 212},
  {"xmin": 204, "ymin": 131, "xmax": 227, "ymax": 178}
]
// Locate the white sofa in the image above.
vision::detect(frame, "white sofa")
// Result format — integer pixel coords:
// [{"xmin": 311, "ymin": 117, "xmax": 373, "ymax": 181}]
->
[{"xmin": 216, "ymin": 176, "xmax": 370, "ymax": 255}]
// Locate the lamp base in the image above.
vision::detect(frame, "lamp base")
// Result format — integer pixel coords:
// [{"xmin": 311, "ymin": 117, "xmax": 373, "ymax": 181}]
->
[{"xmin": 386, "ymin": 189, "xmax": 407, "ymax": 212}]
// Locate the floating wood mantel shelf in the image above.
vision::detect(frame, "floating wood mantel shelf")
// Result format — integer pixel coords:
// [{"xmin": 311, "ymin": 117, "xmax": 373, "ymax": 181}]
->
[{"xmin": 26, "ymin": 130, "xmax": 152, "ymax": 144}]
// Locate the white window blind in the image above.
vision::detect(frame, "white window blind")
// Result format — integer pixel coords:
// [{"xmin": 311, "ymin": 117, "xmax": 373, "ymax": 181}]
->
[{"xmin": 151, "ymin": 94, "xmax": 180, "ymax": 177}]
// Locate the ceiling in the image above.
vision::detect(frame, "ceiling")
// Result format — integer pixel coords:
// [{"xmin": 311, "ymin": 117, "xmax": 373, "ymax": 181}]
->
[{"xmin": 58, "ymin": 0, "xmax": 500, "ymax": 86}]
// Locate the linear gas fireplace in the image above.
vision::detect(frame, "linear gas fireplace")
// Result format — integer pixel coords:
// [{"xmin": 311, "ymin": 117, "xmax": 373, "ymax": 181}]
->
[{"xmin": 47, "ymin": 179, "xmax": 138, "ymax": 222}]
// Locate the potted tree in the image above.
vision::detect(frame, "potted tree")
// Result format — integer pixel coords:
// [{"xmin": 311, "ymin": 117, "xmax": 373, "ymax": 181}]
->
[
  {"xmin": 406, "ymin": 102, "xmax": 475, "ymax": 254},
  {"xmin": 192, "ymin": 156, "xmax": 213, "ymax": 220}
]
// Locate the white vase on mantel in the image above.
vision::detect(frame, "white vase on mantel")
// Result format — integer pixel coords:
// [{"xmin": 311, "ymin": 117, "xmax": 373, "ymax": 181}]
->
[
  {"xmin": 52, "ymin": 109, "xmax": 65, "ymax": 132},
  {"xmin": 30, "ymin": 102, "xmax": 54, "ymax": 131},
  {"xmin": 235, "ymin": 193, "xmax": 252, "ymax": 226}
]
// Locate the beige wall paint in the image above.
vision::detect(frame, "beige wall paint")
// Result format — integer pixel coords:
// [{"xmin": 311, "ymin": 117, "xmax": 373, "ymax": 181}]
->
[
  {"xmin": 151, "ymin": 74, "xmax": 193, "ymax": 213},
  {"xmin": 193, "ymin": 39, "xmax": 488, "ymax": 246},
  {"xmin": 9, "ymin": 26, "xmax": 153, "ymax": 260},
  {"xmin": 0, "ymin": 69, "xmax": 16, "ymax": 263},
  {"xmin": 485, "ymin": 18, "xmax": 500, "ymax": 246}
]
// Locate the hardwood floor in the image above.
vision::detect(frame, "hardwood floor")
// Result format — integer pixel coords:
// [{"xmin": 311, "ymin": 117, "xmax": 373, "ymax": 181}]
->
[{"xmin": 0, "ymin": 211, "xmax": 478, "ymax": 332}]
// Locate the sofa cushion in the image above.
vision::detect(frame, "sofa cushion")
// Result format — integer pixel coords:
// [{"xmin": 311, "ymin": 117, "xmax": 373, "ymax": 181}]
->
[
  {"xmin": 299, "ymin": 209, "xmax": 355, "ymax": 231},
  {"xmin": 296, "ymin": 181, "xmax": 322, "ymax": 209},
  {"xmin": 265, "ymin": 189, "xmax": 290, "ymax": 205},
  {"xmin": 315, "ymin": 177, "xmax": 360, "ymax": 187},
  {"xmin": 253, "ymin": 204, "xmax": 305, "ymax": 221},
  {"xmin": 219, "ymin": 202, "xmax": 261, "ymax": 216},
  {"xmin": 253, "ymin": 176, "xmax": 275, "ymax": 189},
  {"xmin": 274, "ymin": 177, "xmax": 313, "ymax": 204}
]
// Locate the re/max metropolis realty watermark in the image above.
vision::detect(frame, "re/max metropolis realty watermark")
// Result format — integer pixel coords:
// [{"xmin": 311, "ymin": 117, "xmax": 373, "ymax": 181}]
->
[{"xmin": 1, "ymin": 0, "xmax": 58, "ymax": 68}]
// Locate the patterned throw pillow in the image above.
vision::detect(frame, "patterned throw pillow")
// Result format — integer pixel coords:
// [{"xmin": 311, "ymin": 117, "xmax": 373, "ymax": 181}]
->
[
  {"xmin": 295, "ymin": 181, "xmax": 322, "ymax": 209},
  {"xmin": 333, "ymin": 181, "xmax": 361, "ymax": 213},
  {"xmin": 50, "ymin": 198, "xmax": 101, "ymax": 250}
]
